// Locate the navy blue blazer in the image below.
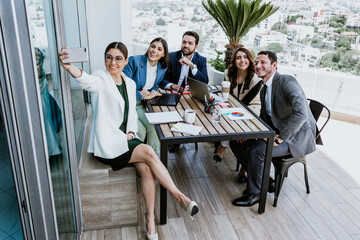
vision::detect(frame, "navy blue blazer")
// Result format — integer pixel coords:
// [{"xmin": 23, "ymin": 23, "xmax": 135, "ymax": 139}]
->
[
  {"xmin": 160, "ymin": 50, "xmax": 208, "ymax": 88},
  {"xmin": 123, "ymin": 55, "xmax": 168, "ymax": 100}
]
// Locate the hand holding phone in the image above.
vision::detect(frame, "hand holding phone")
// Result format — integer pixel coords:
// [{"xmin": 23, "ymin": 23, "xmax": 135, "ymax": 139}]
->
[{"xmin": 62, "ymin": 47, "xmax": 88, "ymax": 63}]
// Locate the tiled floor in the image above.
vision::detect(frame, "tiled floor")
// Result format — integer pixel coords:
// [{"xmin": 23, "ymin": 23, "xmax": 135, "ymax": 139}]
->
[{"xmin": 0, "ymin": 128, "xmax": 23, "ymax": 240}]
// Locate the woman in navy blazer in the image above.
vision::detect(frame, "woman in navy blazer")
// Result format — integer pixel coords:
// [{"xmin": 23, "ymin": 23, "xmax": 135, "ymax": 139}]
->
[
  {"xmin": 123, "ymin": 38, "xmax": 170, "ymax": 154},
  {"xmin": 60, "ymin": 42, "xmax": 198, "ymax": 239}
]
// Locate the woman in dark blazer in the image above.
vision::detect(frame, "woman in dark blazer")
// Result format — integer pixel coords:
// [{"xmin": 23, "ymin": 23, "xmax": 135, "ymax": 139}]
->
[{"xmin": 123, "ymin": 37, "xmax": 170, "ymax": 154}]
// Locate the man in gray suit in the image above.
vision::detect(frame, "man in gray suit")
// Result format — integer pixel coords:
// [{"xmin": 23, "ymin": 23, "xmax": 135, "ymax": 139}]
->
[{"xmin": 230, "ymin": 51, "xmax": 317, "ymax": 207}]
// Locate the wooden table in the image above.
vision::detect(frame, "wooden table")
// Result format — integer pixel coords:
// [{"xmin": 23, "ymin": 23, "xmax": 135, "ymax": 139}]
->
[{"xmin": 147, "ymin": 86, "xmax": 275, "ymax": 224}]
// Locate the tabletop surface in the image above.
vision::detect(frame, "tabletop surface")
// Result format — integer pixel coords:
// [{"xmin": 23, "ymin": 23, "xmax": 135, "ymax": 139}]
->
[{"xmin": 149, "ymin": 86, "xmax": 270, "ymax": 139}]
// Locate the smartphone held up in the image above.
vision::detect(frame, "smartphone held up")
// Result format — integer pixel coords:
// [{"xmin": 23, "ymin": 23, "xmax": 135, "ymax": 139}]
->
[{"xmin": 62, "ymin": 47, "xmax": 88, "ymax": 63}]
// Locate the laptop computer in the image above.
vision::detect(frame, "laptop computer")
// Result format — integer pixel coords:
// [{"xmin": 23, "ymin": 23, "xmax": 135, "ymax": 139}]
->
[
  {"xmin": 187, "ymin": 77, "xmax": 211, "ymax": 102},
  {"xmin": 188, "ymin": 77, "xmax": 227, "ymax": 103},
  {"xmin": 150, "ymin": 86, "xmax": 184, "ymax": 106}
]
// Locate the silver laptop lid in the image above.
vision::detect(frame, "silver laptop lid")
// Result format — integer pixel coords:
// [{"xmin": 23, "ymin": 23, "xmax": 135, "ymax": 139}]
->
[{"xmin": 187, "ymin": 77, "xmax": 210, "ymax": 102}]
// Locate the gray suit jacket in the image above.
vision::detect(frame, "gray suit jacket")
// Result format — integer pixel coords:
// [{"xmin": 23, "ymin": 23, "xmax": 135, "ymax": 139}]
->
[{"xmin": 260, "ymin": 72, "xmax": 316, "ymax": 158}]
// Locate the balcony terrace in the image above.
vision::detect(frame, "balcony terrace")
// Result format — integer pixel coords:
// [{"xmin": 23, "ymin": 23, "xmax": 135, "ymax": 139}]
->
[
  {"xmin": 70, "ymin": 2, "xmax": 360, "ymax": 239},
  {"xmin": 75, "ymin": 43, "xmax": 360, "ymax": 240},
  {"xmin": 80, "ymin": 142, "xmax": 360, "ymax": 240}
]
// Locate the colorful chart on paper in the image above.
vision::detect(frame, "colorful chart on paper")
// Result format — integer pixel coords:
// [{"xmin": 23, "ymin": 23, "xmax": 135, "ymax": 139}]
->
[{"xmin": 231, "ymin": 112, "xmax": 244, "ymax": 117}]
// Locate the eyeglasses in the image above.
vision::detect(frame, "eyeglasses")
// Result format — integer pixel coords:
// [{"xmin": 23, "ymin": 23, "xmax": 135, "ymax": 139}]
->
[{"xmin": 105, "ymin": 54, "xmax": 124, "ymax": 63}]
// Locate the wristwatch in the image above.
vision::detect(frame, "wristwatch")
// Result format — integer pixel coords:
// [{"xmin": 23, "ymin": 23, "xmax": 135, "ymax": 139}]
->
[
  {"xmin": 274, "ymin": 137, "xmax": 281, "ymax": 144},
  {"xmin": 191, "ymin": 64, "xmax": 197, "ymax": 70}
]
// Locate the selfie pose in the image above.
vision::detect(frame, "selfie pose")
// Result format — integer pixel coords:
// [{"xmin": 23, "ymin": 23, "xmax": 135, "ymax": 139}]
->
[{"xmin": 59, "ymin": 42, "xmax": 199, "ymax": 240}]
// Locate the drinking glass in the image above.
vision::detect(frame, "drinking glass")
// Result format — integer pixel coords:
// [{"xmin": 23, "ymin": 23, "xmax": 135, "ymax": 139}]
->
[{"xmin": 212, "ymin": 109, "xmax": 220, "ymax": 123}]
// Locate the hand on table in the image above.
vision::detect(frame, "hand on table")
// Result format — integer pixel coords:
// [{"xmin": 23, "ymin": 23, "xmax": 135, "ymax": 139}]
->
[{"xmin": 142, "ymin": 90, "xmax": 162, "ymax": 100}]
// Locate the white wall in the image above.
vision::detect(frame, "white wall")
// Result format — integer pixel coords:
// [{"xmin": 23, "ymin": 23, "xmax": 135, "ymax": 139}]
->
[
  {"xmin": 62, "ymin": 0, "xmax": 90, "ymax": 88},
  {"xmin": 85, "ymin": 0, "xmax": 132, "ymax": 72}
]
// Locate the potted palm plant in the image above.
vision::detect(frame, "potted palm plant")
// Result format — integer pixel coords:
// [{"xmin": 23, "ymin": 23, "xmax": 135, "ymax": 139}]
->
[{"xmin": 202, "ymin": 0, "xmax": 279, "ymax": 65}]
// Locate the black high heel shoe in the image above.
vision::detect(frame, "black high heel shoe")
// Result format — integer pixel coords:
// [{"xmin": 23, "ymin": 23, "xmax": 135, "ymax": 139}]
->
[
  {"xmin": 213, "ymin": 144, "xmax": 225, "ymax": 163},
  {"xmin": 237, "ymin": 174, "xmax": 247, "ymax": 183},
  {"xmin": 213, "ymin": 154, "xmax": 223, "ymax": 163}
]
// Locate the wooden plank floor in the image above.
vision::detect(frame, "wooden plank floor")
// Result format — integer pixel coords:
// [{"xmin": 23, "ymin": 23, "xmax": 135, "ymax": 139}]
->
[{"xmin": 81, "ymin": 142, "xmax": 360, "ymax": 240}]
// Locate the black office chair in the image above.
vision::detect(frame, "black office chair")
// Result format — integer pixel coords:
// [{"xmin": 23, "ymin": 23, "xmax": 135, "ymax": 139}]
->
[{"xmin": 272, "ymin": 98, "xmax": 331, "ymax": 207}]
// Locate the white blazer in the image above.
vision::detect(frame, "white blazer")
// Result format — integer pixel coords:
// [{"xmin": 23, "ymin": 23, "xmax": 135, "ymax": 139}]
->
[{"xmin": 76, "ymin": 69, "xmax": 138, "ymax": 159}]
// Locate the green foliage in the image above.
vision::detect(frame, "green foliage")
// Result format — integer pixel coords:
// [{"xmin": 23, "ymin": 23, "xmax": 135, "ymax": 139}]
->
[
  {"xmin": 335, "ymin": 38, "xmax": 351, "ymax": 51},
  {"xmin": 271, "ymin": 21, "xmax": 287, "ymax": 34},
  {"xmin": 329, "ymin": 15, "xmax": 347, "ymax": 29},
  {"xmin": 202, "ymin": 0, "xmax": 279, "ymax": 48},
  {"xmin": 286, "ymin": 15, "xmax": 303, "ymax": 24},
  {"xmin": 266, "ymin": 43, "xmax": 283, "ymax": 53},
  {"xmin": 310, "ymin": 36, "xmax": 324, "ymax": 48},
  {"xmin": 210, "ymin": 42, "xmax": 217, "ymax": 49},
  {"xmin": 320, "ymin": 50, "xmax": 360, "ymax": 75},
  {"xmin": 356, "ymin": 63, "xmax": 360, "ymax": 74},
  {"xmin": 209, "ymin": 49, "xmax": 226, "ymax": 72},
  {"xmin": 156, "ymin": 18, "xmax": 165, "ymax": 26}
]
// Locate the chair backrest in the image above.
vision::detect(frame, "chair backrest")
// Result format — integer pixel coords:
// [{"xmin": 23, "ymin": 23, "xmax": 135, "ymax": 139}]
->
[{"xmin": 308, "ymin": 99, "xmax": 331, "ymax": 145}]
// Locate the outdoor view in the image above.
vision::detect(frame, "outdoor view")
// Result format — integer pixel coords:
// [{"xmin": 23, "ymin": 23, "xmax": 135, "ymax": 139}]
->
[
  {"xmin": 131, "ymin": 0, "xmax": 360, "ymax": 184},
  {"xmin": 132, "ymin": 0, "xmax": 360, "ymax": 75}
]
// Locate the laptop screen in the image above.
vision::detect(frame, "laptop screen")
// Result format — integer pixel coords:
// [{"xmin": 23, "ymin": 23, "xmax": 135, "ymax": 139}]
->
[{"xmin": 187, "ymin": 77, "xmax": 210, "ymax": 102}]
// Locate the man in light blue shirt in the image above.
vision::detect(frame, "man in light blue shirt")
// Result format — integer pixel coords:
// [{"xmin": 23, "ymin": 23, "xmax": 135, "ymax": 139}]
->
[
  {"xmin": 160, "ymin": 31, "xmax": 208, "ymax": 92},
  {"xmin": 160, "ymin": 31, "xmax": 209, "ymax": 152}
]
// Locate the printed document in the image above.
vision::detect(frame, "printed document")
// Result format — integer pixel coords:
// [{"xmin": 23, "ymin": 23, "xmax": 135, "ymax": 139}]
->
[{"xmin": 145, "ymin": 111, "xmax": 183, "ymax": 124}]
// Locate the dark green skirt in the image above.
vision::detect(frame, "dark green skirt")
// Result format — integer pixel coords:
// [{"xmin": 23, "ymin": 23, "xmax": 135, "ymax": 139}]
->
[{"xmin": 95, "ymin": 138, "xmax": 143, "ymax": 171}]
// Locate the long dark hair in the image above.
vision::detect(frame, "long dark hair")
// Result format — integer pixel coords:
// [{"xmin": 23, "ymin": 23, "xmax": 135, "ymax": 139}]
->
[
  {"xmin": 144, "ymin": 37, "xmax": 170, "ymax": 69},
  {"xmin": 104, "ymin": 42, "xmax": 128, "ymax": 59},
  {"xmin": 228, "ymin": 47, "xmax": 255, "ymax": 93}
]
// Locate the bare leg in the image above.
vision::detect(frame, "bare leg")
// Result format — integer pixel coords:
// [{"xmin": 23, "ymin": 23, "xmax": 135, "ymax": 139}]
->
[
  {"xmin": 134, "ymin": 162, "xmax": 156, "ymax": 235},
  {"xmin": 215, "ymin": 145, "xmax": 226, "ymax": 158},
  {"xmin": 129, "ymin": 144, "xmax": 191, "ymax": 208}
]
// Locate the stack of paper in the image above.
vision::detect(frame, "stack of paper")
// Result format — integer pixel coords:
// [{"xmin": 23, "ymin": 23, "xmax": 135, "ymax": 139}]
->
[
  {"xmin": 171, "ymin": 123, "xmax": 203, "ymax": 135},
  {"xmin": 145, "ymin": 111, "xmax": 183, "ymax": 124}
]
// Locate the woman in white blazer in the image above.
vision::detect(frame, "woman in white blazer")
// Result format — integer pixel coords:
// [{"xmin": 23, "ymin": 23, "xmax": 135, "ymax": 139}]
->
[
  {"xmin": 214, "ymin": 48, "xmax": 262, "ymax": 183},
  {"xmin": 59, "ymin": 42, "xmax": 198, "ymax": 240}
]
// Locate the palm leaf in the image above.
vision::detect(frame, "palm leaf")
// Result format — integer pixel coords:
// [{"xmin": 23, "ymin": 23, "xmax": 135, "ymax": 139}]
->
[{"xmin": 202, "ymin": 0, "xmax": 279, "ymax": 47}]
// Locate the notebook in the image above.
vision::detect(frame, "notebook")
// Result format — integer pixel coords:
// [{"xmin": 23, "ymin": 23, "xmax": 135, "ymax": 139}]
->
[{"xmin": 150, "ymin": 86, "xmax": 184, "ymax": 106}]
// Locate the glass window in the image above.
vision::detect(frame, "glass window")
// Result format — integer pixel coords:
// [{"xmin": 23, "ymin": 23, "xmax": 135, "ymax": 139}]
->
[
  {"xmin": 27, "ymin": 0, "xmax": 77, "ymax": 235},
  {"xmin": 0, "ymin": 107, "xmax": 24, "ymax": 240}
]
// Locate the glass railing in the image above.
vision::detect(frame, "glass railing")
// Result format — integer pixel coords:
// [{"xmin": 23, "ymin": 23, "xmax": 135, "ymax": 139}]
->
[{"xmin": 131, "ymin": 42, "xmax": 360, "ymax": 120}]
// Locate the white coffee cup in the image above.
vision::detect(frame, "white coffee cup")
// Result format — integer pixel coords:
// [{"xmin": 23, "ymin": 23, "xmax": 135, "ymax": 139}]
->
[
  {"xmin": 221, "ymin": 81, "xmax": 231, "ymax": 99},
  {"xmin": 184, "ymin": 109, "xmax": 196, "ymax": 124}
]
